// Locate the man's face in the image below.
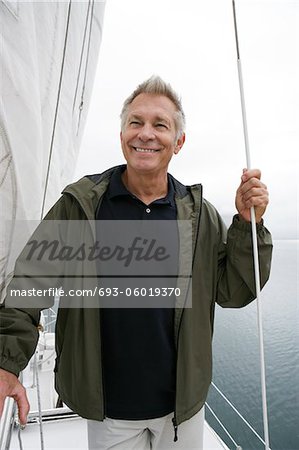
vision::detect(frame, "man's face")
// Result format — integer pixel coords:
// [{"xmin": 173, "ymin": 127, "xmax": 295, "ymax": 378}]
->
[{"xmin": 120, "ymin": 93, "xmax": 185, "ymax": 175}]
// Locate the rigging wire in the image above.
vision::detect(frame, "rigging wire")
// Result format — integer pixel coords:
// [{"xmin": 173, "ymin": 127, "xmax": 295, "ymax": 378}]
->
[
  {"xmin": 232, "ymin": 2, "xmax": 270, "ymax": 449},
  {"xmin": 72, "ymin": 0, "xmax": 92, "ymax": 114},
  {"xmin": 33, "ymin": 351, "xmax": 45, "ymax": 450},
  {"xmin": 40, "ymin": 1, "xmax": 73, "ymax": 220},
  {"xmin": 76, "ymin": 0, "xmax": 96, "ymax": 136},
  {"xmin": 37, "ymin": 2, "xmax": 73, "ymax": 446}
]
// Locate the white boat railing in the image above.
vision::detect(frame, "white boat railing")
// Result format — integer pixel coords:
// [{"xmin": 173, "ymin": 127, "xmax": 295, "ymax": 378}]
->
[
  {"xmin": 1, "ymin": 378, "xmax": 271, "ymax": 450},
  {"xmin": 205, "ymin": 402, "xmax": 241, "ymax": 450},
  {"xmin": 206, "ymin": 381, "xmax": 272, "ymax": 450},
  {"xmin": 0, "ymin": 397, "xmax": 15, "ymax": 450}
]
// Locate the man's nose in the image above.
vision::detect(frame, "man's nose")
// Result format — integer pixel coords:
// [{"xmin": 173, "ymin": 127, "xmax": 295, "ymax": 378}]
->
[{"xmin": 138, "ymin": 124, "xmax": 155, "ymax": 141}]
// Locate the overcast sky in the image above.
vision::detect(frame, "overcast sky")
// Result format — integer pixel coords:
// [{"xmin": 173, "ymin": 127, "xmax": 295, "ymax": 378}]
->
[{"xmin": 75, "ymin": 0, "xmax": 298, "ymax": 239}]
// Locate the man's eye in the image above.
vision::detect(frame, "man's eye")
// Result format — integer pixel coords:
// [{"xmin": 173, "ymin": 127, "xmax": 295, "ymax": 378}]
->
[
  {"xmin": 156, "ymin": 123, "xmax": 167, "ymax": 129},
  {"xmin": 130, "ymin": 121, "xmax": 140, "ymax": 126}
]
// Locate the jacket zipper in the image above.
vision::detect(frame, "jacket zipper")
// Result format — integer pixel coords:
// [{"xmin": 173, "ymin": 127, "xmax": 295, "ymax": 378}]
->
[
  {"xmin": 65, "ymin": 180, "xmax": 203, "ymax": 427},
  {"xmin": 63, "ymin": 190, "xmax": 107, "ymax": 419},
  {"xmin": 172, "ymin": 306, "xmax": 184, "ymax": 442},
  {"xmin": 99, "ymin": 310, "xmax": 107, "ymax": 418},
  {"xmin": 172, "ymin": 185, "xmax": 203, "ymax": 442},
  {"xmin": 172, "ymin": 417, "xmax": 178, "ymax": 441}
]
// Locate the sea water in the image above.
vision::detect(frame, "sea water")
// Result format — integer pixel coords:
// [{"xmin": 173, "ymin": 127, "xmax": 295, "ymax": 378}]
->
[{"xmin": 206, "ymin": 240, "xmax": 299, "ymax": 450}]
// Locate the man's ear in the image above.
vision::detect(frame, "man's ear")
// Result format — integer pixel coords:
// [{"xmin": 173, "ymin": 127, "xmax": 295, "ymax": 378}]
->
[{"xmin": 174, "ymin": 133, "xmax": 186, "ymax": 154}]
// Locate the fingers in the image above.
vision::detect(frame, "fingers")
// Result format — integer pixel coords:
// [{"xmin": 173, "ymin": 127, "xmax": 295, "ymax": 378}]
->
[
  {"xmin": 0, "ymin": 394, "xmax": 5, "ymax": 417},
  {"xmin": 0, "ymin": 370, "xmax": 30, "ymax": 425},
  {"xmin": 236, "ymin": 169, "xmax": 269, "ymax": 222},
  {"xmin": 13, "ymin": 386, "xmax": 30, "ymax": 425},
  {"xmin": 241, "ymin": 168, "xmax": 261, "ymax": 183},
  {"xmin": 239, "ymin": 185, "xmax": 268, "ymax": 209},
  {"xmin": 0, "ymin": 388, "xmax": 29, "ymax": 426},
  {"xmin": 239, "ymin": 170, "xmax": 268, "ymax": 206}
]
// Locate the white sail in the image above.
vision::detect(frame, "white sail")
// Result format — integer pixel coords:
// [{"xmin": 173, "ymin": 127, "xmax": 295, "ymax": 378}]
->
[{"xmin": 0, "ymin": 0, "xmax": 106, "ymax": 299}]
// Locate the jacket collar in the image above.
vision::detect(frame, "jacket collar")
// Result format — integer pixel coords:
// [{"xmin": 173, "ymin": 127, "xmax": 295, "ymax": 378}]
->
[{"xmin": 62, "ymin": 164, "xmax": 202, "ymax": 220}]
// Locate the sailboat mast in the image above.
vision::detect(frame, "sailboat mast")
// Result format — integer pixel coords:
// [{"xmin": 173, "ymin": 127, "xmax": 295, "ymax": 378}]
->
[{"xmin": 232, "ymin": 2, "xmax": 270, "ymax": 449}]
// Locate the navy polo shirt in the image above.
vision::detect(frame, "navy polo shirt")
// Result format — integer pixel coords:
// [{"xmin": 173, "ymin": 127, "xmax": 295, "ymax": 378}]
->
[{"xmin": 96, "ymin": 166, "xmax": 178, "ymax": 420}]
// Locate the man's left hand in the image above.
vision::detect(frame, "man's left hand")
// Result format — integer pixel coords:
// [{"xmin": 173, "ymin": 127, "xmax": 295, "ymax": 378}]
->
[{"xmin": 235, "ymin": 169, "xmax": 269, "ymax": 223}]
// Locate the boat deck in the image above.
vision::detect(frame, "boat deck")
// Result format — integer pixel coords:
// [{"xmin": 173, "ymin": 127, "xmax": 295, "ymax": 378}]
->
[{"xmin": 9, "ymin": 416, "xmax": 229, "ymax": 450}]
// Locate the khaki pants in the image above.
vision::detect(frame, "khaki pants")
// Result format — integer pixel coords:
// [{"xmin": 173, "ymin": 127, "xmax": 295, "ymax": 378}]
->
[{"xmin": 87, "ymin": 407, "xmax": 204, "ymax": 450}]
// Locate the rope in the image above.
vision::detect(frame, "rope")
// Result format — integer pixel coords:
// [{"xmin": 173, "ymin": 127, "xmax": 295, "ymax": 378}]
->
[
  {"xmin": 33, "ymin": 352, "xmax": 45, "ymax": 450},
  {"xmin": 232, "ymin": 2, "xmax": 270, "ymax": 449},
  {"xmin": 17, "ymin": 426, "xmax": 24, "ymax": 450},
  {"xmin": 17, "ymin": 356, "xmax": 45, "ymax": 450}
]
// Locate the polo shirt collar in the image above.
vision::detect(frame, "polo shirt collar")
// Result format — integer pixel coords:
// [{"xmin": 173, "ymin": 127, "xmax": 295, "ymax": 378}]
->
[{"xmin": 107, "ymin": 166, "xmax": 175, "ymax": 207}]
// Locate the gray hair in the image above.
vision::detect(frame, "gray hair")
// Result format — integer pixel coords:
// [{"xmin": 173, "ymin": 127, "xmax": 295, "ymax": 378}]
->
[{"xmin": 120, "ymin": 76, "xmax": 186, "ymax": 139}]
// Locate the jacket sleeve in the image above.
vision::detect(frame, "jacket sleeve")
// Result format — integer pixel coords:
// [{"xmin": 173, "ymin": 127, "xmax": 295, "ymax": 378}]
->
[
  {"xmin": 216, "ymin": 214, "xmax": 273, "ymax": 308},
  {"xmin": 0, "ymin": 195, "xmax": 70, "ymax": 376}
]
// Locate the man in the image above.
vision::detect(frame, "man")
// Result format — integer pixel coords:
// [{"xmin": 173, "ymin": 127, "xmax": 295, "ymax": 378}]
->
[{"xmin": 0, "ymin": 76, "xmax": 272, "ymax": 449}]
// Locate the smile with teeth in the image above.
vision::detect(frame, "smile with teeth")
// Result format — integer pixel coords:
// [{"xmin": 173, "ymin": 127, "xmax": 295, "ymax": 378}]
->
[{"xmin": 134, "ymin": 147, "xmax": 159, "ymax": 153}]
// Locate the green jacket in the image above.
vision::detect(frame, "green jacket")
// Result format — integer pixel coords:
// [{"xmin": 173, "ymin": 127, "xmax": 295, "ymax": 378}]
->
[{"xmin": 0, "ymin": 165, "xmax": 272, "ymax": 428}]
